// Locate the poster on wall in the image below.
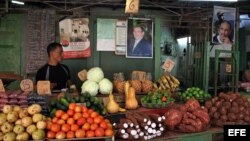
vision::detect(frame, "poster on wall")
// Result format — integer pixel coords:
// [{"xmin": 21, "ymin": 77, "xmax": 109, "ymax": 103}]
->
[
  {"xmin": 59, "ymin": 18, "xmax": 91, "ymax": 58},
  {"xmin": 97, "ymin": 18, "xmax": 116, "ymax": 51},
  {"xmin": 126, "ymin": 18, "xmax": 153, "ymax": 59},
  {"xmin": 115, "ymin": 20, "xmax": 127, "ymax": 55},
  {"xmin": 212, "ymin": 6, "xmax": 236, "ymax": 45}
]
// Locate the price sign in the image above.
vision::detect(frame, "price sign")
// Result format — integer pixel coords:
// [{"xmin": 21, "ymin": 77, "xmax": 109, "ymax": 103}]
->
[
  {"xmin": 20, "ymin": 79, "xmax": 34, "ymax": 92},
  {"xmin": 125, "ymin": 0, "xmax": 140, "ymax": 14},
  {"xmin": 37, "ymin": 81, "xmax": 51, "ymax": 95},
  {"xmin": 0, "ymin": 79, "xmax": 5, "ymax": 92},
  {"xmin": 162, "ymin": 58, "xmax": 175, "ymax": 72},
  {"xmin": 226, "ymin": 64, "xmax": 232, "ymax": 73}
]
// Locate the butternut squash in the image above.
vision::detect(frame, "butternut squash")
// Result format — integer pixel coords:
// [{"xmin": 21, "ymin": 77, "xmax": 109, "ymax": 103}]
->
[
  {"xmin": 125, "ymin": 87, "xmax": 138, "ymax": 109},
  {"xmin": 106, "ymin": 93, "xmax": 126, "ymax": 113}
]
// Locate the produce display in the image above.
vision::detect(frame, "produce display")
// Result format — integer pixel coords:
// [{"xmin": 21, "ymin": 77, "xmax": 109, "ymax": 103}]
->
[
  {"xmin": 179, "ymin": 87, "xmax": 211, "ymax": 103},
  {"xmin": 28, "ymin": 92, "xmax": 49, "ymax": 116},
  {"xmin": 205, "ymin": 92, "xmax": 250, "ymax": 127},
  {"xmin": 49, "ymin": 92, "xmax": 106, "ymax": 117},
  {"xmin": 0, "ymin": 104, "xmax": 46, "ymax": 141},
  {"xmin": 0, "ymin": 90, "xmax": 29, "ymax": 111},
  {"xmin": 164, "ymin": 99, "xmax": 210, "ymax": 133},
  {"xmin": 141, "ymin": 91, "xmax": 174, "ymax": 108},
  {"xmin": 115, "ymin": 112, "xmax": 165, "ymax": 140},
  {"xmin": 46, "ymin": 103, "xmax": 114, "ymax": 140},
  {"xmin": 154, "ymin": 73, "xmax": 180, "ymax": 92}
]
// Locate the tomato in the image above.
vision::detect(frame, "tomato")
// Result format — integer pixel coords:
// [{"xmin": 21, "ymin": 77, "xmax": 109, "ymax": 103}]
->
[
  {"xmin": 73, "ymin": 113, "xmax": 82, "ymax": 120},
  {"xmin": 105, "ymin": 129, "xmax": 114, "ymax": 136},
  {"xmin": 88, "ymin": 109, "xmax": 94, "ymax": 114},
  {"xmin": 82, "ymin": 122, "xmax": 90, "ymax": 131},
  {"xmin": 67, "ymin": 118, "xmax": 75, "ymax": 125},
  {"xmin": 55, "ymin": 110, "xmax": 64, "ymax": 118},
  {"xmin": 81, "ymin": 106, "xmax": 88, "ymax": 113},
  {"xmin": 50, "ymin": 124, "xmax": 60, "ymax": 133},
  {"xmin": 94, "ymin": 116, "xmax": 102, "ymax": 124},
  {"xmin": 90, "ymin": 112, "xmax": 98, "ymax": 118},
  {"xmin": 67, "ymin": 109, "xmax": 75, "ymax": 117},
  {"xmin": 75, "ymin": 105, "xmax": 82, "ymax": 113},
  {"xmin": 61, "ymin": 113, "xmax": 69, "ymax": 120},
  {"xmin": 86, "ymin": 130, "xmax": 95, "ymax": 138},
  {"xmin": 161, "ymin": 96, "xmax": 167, "ymax": 102},
  {"xmin": 46, "ymin": 121, "xmax": 53, "ymax": 130},
  {"xmin": 87, "ymin": 117, "xmax": 94, "ymax": 124},
  {"xmin": 99, "ymin": 121, "xmax": 108, "ymax": 129},
  {"xmin": 69, "ymin": 103, "xmax": 76, "ymax": 110},
  {"xmin": 56, "ymin": 131, "xmax": 66, "ymax": 139},
  {"xmin": 95, "ymin": 127, "xmax": 105, "ymax": 137},
  {"xmin": 82, "ymin": 112, "xmax": 89, "ymax": 118},
  {"xmin": 90, "ymin": 123, "xmax": 98, "ymax": 131},
  {"xmin": 71, "ymin": 124, "xmax": 79, "ymax": 132},
  {"xmin": 61, "ymin": 124, "xmax": 71, "ymax": 132},
  {"xmin": 75, "ymin": 129, "xmax": 85, "ymax": 138},
  {"xmin": 47, "ymin": 131, "xmax": 56, "ymax": 139},
  {"xmin": 57, "ymin": 119, "xmax": 65, "ymax": 125},
  {"xmin": 66, "ymin": 131, "xmax": 75, "ymax": 139},
  {"xmin": 77, "ymin": 117, "xmax": 86, "ymax": 126},
  {"xmin": 52, "ymin": 117, "xmax": 59, "ymax": 123}
]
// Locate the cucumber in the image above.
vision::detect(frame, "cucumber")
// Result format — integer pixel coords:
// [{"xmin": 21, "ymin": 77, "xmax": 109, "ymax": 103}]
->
[
  {"xmin": 56, "ymin": 102, "xmax": 67, "ymax": 111},
  {"xmin": 60, "ymin": 97, "xmax": 69, "ymax": 107},
  {"xmin": 64, "ymin": 92, "xmax": 71, "ymax": 102},
  {"xmin": 50, "ymin": 108, "xmax": 56, "ymax": 117}
]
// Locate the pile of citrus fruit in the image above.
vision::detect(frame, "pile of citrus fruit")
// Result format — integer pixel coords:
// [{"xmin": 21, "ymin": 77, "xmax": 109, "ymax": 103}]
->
[{"xmin": 46, "ymin": 103, "xmax": 113, "ymax": 139}]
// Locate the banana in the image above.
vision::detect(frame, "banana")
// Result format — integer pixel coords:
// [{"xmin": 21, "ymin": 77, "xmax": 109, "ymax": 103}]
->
[
  {"xmin": 169, "ymin": 74, "xmax": 180, "ymax": 85},
  {"xmin": 153, "ymin": 83, "xmax": 158, "ymax": 89},
  {"xmin": 165, "ymin": 75, "xmax": 175, "ymax": 89},
  {"xmin": 158, "ymin": 79, "xmax": 167, "ymax": 89},
  {"xmin": 160, "ymin": 75, "xmax": 168, "ymax": 84}
]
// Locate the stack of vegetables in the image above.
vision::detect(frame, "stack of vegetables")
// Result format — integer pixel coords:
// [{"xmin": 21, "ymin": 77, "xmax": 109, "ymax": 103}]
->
[
  {"xmin": 0, "ymin": 90, "xmax": 29, "ymax": 111},
  {"xmin": 205, "ymin": 92, "xmax": 250, "ymax": 127},
  {"xmin": 49, "ymin": 92, "xmax": 106, "ymax": 117},
  {"xmin": 28, "ymin": 93, "xmax": 48, "ymax": 116},
  {"xmin": 0, "ymin": 104, "xmax": 47, "ymax": 141},
  {"xmin": 81, "ymin": 67, "xmax": 113, "ymax": 96},
  {"xmin": 46, "ymin": 103, "xmax": 114, "ymax": 139},
  {"xmin": 114, "ymin": 112, "xmax": 165, "ymax": 140},
  {"xmin": 164, "ymin": 99, "xmax": 210, "ymax": 133}
]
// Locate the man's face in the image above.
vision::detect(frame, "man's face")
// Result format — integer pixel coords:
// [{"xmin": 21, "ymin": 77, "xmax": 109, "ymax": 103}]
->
[
  {"xmin": 133, "ymin": 27, "xmax": 144, "ymax": 40},
  {"xmin": 50, "ymin": 47, "xmax": 63, "ymax": 62},
  {"xmin": 218, "ymin": 22, "xmax": 231, "ymax": 39}
]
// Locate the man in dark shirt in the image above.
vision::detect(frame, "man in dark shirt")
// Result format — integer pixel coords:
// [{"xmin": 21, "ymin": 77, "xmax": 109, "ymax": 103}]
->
[{"xmin": 36, "ymin": 42, "xmax": 70, "ymax": 91}]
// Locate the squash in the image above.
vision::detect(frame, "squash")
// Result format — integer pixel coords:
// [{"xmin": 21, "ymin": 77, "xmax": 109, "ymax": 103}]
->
[
  {"xmin": 124, "ymin": 81, "xmax": 130, "ymax": 99},
  {"xmin": 125, "ymin": 87, "xmax": 138, "ymax": 110},
  {"xmin": 106, "ymin": 93, "xmax": 120, "ymax": 114}
]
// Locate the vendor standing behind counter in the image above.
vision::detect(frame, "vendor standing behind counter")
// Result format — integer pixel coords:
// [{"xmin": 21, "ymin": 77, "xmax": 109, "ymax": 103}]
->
[{"xmin": 36, "ymin": 42, "xmax": 71, "ymax": 92}]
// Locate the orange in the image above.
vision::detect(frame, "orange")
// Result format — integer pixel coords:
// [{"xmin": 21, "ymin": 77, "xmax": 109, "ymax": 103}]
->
[
  {"xmin": 99, "ymin": 121, "xmax": 108, "ymax": 129},
  {"xmin": 75, "ymin": 129, "xmax": 85, "ymax": 138},
  {"xmin": 55, "ymin": 110, "xmax": 64, "ymax": 118},
  {"xmin": 61, "ymin": 113, "xmax": 69, "ymax": 120},
  {"xmin": 71, "ymin": 124, "xmax": 79, "ymax": 132},
  {"xmin": 105, "ymin": 129, "xmax": 113, "ymax": 136},
  {"xmin": 61, "ymin": 124, "xmax": 71, "ymax": 132},
  {"xmin": 67, "ymin": 118, "xmax": 75, "ymax": 125},
  {"xmin": 82, "ymin": 122, "xmax": 90, "ymax": 131},
  {"xmin": 95, "ymin": 127, "xmax": 105, "ymax": 137},
  {"xmin": 90, "ymin": 123, "xmax": 98, "ymax": 131},
  {"xmin": 66, "ymin": 131, "xmax": 75, "ymax": 139},
  {"xmin": 47, "ymin": 131, "xmax": 56, "ymax": 139},
  {"xmin": 50, "ymin": 124, "xmax": 60, "ymax": 133},
  {"xmin": 69, "ymin": 103, "xmax": 76, "ymax": 110},
  {"xmin": 57, "ymin": 119, "xmax": 65, "ymax": 125},
  {"xmin": 90, "ymin": 112, "xmax": 98, "ymax": 118},
  {"xmin": 67, "ymin": 109, "xmax": 75, "ymax": 117},
  {"xmin": 73, "ymin": 113, "xmax": 82, "ymax": 120},
  {"xmin": 77, "ymin": 117, "xmax": 86, "ymax": 126},
  {"xmin": 86, "ymin": 130, "xmax": 95, "ymax": 138}
]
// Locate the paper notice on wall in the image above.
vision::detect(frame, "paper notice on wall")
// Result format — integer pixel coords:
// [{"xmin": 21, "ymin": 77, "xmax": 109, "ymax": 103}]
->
[
  {"xmin": 115, "ymin": 20, "xmax": 127, "ymax": 55},
  {"xmin": 0, "ymin": 79, "xmax": 5, "ymax": 92},
  {"xmin": 162, "ymin": 58, "xmax": 175, "ymax": 72}
]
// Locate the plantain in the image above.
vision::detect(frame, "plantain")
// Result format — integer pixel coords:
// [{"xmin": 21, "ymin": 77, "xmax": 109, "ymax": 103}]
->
[
  {"xmin": 165, "ymin": 75, "xmax": 175, "ymax": 89},
  {"xmin": 160, "ymin": 75, "xmax": 168, "ymax": 84},
  {"xmin": 158, "ymin": 79, "xmax": 167, "ymax": 89},
  {"xmin": 169, "ymin": 74, "xmax": 180, "ymax": 85}
]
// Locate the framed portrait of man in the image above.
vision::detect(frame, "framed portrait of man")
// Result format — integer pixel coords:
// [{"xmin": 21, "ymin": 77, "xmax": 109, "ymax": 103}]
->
[
  {"xmin": 126, "ymin": 18, "xmax": 153, "ymax": 58},
  {"xmin": 212, "ymin": 6, "xmax": 236, "ymax": 45}
]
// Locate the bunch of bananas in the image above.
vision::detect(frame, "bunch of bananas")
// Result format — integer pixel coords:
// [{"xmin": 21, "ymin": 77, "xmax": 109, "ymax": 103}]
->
[{"xmin": 153, "ymin": 73, "xmax": 180, "ymax": 92}]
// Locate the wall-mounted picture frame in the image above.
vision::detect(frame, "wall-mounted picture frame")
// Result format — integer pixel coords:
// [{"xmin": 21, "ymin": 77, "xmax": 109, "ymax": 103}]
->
[{"xmin": 126, "ymin": 18, "xmax": 153, "ymax": 59}]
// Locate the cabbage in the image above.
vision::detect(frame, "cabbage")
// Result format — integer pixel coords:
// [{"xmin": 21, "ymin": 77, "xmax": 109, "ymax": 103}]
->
[
  {"xmin": 81, "ymin": 80, "xmax": 99, "ymax": 96},
  {"xmin": 87, "ymin": 67, "xmax": 104, "ymax": 83},
  {"xmin": 99, "ymin": 78, "xmax": 113, "ymax": 94}
]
